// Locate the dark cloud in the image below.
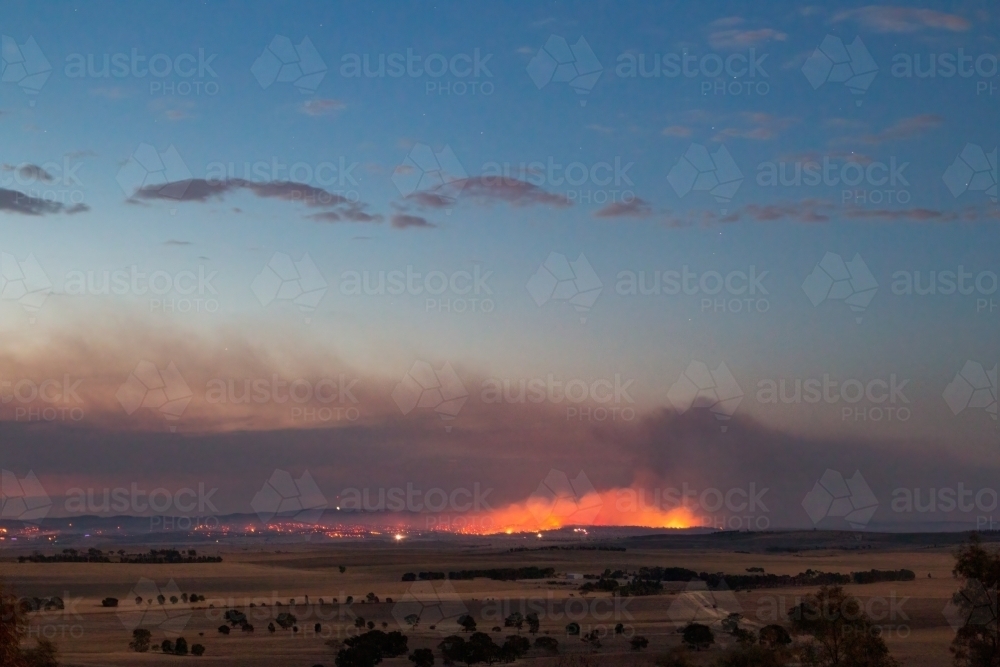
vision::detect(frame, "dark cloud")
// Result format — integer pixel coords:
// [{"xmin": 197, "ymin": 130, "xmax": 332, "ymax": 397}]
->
[
  {"xmin": 391, "ymin": 213, "xmax": 435, "ymax": 229},
  {"xmin": 0, "ymin": 188, "xmax": 80, "ymax": 215},
  {"xmin": 594, "ymin": 198, "xmax": 652, "ymax": 219},
  {"xmin": 129, "ymin": 178, "xmax": 384, "ymax": 223},
  {"xmin": 833, "ymin": 6, "xmax": 970, "ymax": 32},
  {"xmin": 4, "ymin": 163, "xmax": 54, "ymax": 182}
]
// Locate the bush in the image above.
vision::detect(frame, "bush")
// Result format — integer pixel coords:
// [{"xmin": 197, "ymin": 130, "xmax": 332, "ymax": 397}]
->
[
  {"xmin": 218, "ymin": 625, "xmax": 230, "ymax": 634},
  {"xmin": 408, "ymin": 647, "xmax": 434, "ymax": 667},
  {"xmin": 129, "ymin": 628, "xmax": 152, "ymax": 652},
  {"xmin": 191, "ymin": 644, "xmax": 205, "ymax": 656},
  {"xmin": 682, "ymin": 623, "xmax": 714, "ymax": 651},
  {"xmin": 630, "ymin": 635, "xmax": 649, "ymax": 651},
  {"xmin": 534, "ymin": 636, "xmax": 559, "ymax": 654},
  {"xmin": 565, "ymin": 621, "xmax": 580, "ymax": 636},
  {"xmin": 100, "ymin": 597, "xmax": 119, "ymax": 607}
]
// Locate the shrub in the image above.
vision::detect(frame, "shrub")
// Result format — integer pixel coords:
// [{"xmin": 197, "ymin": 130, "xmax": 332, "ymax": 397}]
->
[
  {"xmin": 191, "ymin": 643, "xmax": 205, "ymax": 656},
  {"xmin": 129, "ymin": 628, "xmax": 152, "ymax": 652}
]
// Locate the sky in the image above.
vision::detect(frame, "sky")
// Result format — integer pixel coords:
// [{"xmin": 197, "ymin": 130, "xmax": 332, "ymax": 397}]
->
[{"xmin": 0, "ymin": 0, "xmax": 997, "ymax": 533}]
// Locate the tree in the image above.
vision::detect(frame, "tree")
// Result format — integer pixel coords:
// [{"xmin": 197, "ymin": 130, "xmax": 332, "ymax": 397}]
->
[
  {"xmin": 276, "ymin": 612, "xmax": 298, "ymax": 629},
  {"xmin": 631, "ymin": 635, "xmax": 649, "ymax": 651},
  {"xmin": 458, "ymin": 614, "xmax": 477, "ymax": 632},
  {"xmin": 534, "ymin": 636, "xmax": 559, "ymax": 654},
  {"xmin": 405, "ymin": 614, "xmax": 420, "ymax": 629},
  {"xmin": 191, "ymin": 644, "xmax": 205, "ymax": 656},
  {"xmin": 759, "ymin": 625, "xmax": 792, "ymax": 650},
  {"xmin": 161, "ymin": 639, "xmax": 174, "ymax": 653},
  {"xmin": 129, "ymin": 628, "xmax": 152, "ymax": 652},
  {"xmin": 268, "ymin": 622, "xmax": 276, "ymax": 633},
  {"xmin": 950, "ymin": 535, "xmax": 1000, "ymax": 667},
  {"xmin": 789, "ymin": 586, "xmax": 898, "ymax": 667},
  {"xmin": 409, "ymin": 647, "xmax": 435, "ymax": 667},
  {"xmin": 504, "ymin": 612, "xmax": 524, "ymax": 632},
  {"xmin": 100, "ymin": 598, "xmax": 119, "ymax": 608},
  {"xmin": 174, "ymin": 637, "xmax": 189, "ymax": 656},
  {"xmin": 20, "ymin": 639, "xmax": 58, "ymax": 667},
  {"xmin": 682, "ymin": 623, "xmax": 714, "ymax": 651},
  {"xmin": 526, "ymin": 612, "xmax": 540, "ymax": 635},
  {"xmin": 218, "ymin": 625, "xmax": 230, "ymax": 635},
  {"xmin": 565, "ymin": 622, "xmax": 580, "ymax": 636},
  {"xmin": 501, "ymin": 635, "xmax": 530, "ymax": 660}
]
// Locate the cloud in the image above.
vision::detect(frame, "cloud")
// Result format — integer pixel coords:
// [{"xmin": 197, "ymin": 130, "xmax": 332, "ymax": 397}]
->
[
  {"xmin": 708, "ymin": 18, "xmax": 788, "ymax": 49},
  {"xmin": 3, "ymin": 163, "xmax": 53, "ymax": 182},
  {"xmin": 163, "ymin": 240, "xmax": 193, "ymax": 246},
  {"xmin": 665, "ymin": 200, "xmax": 993, "ymax": 227},
  {"xmin": 65, "ymin": 150, "xmax": 97, "ymax": 159},
  {"xmin": 712, "ymin": 113, "xmax": 798, "ymax": 142},
  {"xmin": 662, "ymin": 125, "xmax": 693, "ymax": 138},
  {"xmin": 833, "ymin": 6, "xmax": 971, "ymax": 32},
  {"xmin": 300, "ymin": 99, "xmax": 346, "ymax": 116},
  {"xmin": 855, "ymin": 114, "xmax": 942, "ymax": 145},
  {"xmin": 307, "ymin": 203, "xmax": 384, "ymax": 224},
  {"xmin": 391, "ymin": 213, "xmax": 435, "ymax": 229},
  {"xmin": 457, "ymin": 176, "xmax": 571, "ymax": 208},
  {"xmin": 0, "ymin": 188, "xmax": 84, "ymax": 216},
  {"xmin": 129, "ymin": 178, "xmax": 388, "ymax": 225},
  {"xmin": 399, "ymin": 176, "xmax": 570, "ymax": 211},
  {"xmin": 594, "ymin": 198, "xmax": 652, "ymax": 218}
]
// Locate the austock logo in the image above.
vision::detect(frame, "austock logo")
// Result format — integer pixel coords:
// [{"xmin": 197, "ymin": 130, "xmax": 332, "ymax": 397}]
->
[
  {"xmin": 527, "ymin": 35, "xmax": 602, "ymax": 105},
  {"xmin": 392, "ymin": 143, "xmax": 467, "ymax": 211},
  {"xmin": 251, "ymin": 469, "xmax": 328, "ymax": 525},
  {"xmin": 943, "ymin": 144, "xmax": 997, "ymax": 203},
  {"xmin": 116, "ymin": 361, "xmax": 193, "ymax": 429},
  {"xmin": 252, "ymin": 35, "xmax": 327, "ymax": 93},
  {"xmin": 527, "ymin": 470, "xmax": 602, "ymax": 527},
  {"xmin": 0, "ymin": 469, "xmax": 51, "ymax": 522},
  {"xmin": 0, "ymin": 252, "xmax": 52, "ymax": 319},
  {"xmin": 667, "ymin": 143, "xmax": 743, "ymax": 209},
  {"xmin": 802, "ymin": 469, "xmax": 879, "ymax": 530},
  {"xmin": 666, "ymin": 360, "xmax": 743, "ymax": 432},
  {"xmin": 801, "ymin": 35, "xmax": 878, "ymax": 105},
  {"xmin": 392, "ymin": 361, "xmax": 468, "ymax": 431},
  {"xmin": 802, "ymin": 252, "xmax": 878, "ymax": 323},
  {"xmin": 526, "ymin": 252, "xmax": 602, "ymax": 324},
  {"xmin": 116, "ymin": 143, "xmax": 193, "ymax": 199},
  {"xmin": 251, "ymin": 252, "xmax": 328, "ymax": 320},
  {"xmin": 117, "ymin": 578, "xmax": 191, "ymax": 636},
  {"xmin": 944, "ymin": 361, "xmax": 997, "ymax": 422},
  {"xmin": 1, "ymin": 35, "xmax": 52, "ymax": 104}
]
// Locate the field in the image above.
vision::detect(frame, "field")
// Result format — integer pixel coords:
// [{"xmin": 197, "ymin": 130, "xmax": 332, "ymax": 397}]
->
[{"xmin": 0, "ymin": 531, "xmax": 982, "ymax": 666}]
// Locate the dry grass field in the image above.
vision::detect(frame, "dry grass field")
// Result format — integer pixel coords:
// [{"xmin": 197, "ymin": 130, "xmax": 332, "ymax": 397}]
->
[{"xmin": 0, "ymin": 534, "xmax": 979, "ymax": 666}]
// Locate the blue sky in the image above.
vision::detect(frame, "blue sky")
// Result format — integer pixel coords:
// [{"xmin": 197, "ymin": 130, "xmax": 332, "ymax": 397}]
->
[{"xmin": 0, "ymin": 1, "xmax": 997, "ymax": 528}]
